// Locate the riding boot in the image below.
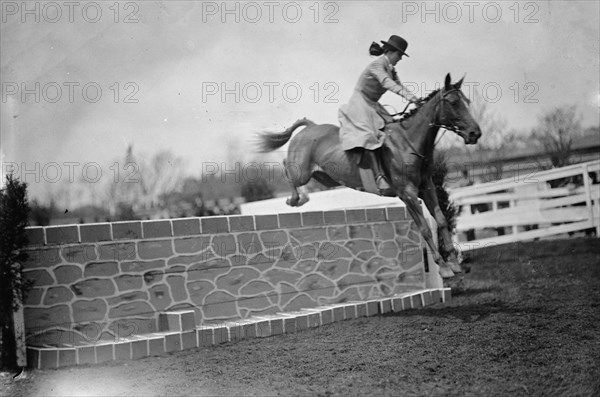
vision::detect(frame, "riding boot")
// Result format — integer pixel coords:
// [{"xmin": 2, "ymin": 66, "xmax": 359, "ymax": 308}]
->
[{"xmin": 365, "ymin": 150, "xmax": 394, "ymax": 196}]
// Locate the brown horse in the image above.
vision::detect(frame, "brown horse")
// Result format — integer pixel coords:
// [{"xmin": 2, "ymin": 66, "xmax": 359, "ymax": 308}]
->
[{"xmin": 258, "ymin": 74, "xmax": 481, "ymax": 279}]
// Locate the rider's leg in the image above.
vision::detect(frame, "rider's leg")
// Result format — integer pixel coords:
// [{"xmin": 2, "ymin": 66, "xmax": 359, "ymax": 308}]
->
[{"xmin": 364, "ymin": 150, "xmax": 393, "ymax": 193}]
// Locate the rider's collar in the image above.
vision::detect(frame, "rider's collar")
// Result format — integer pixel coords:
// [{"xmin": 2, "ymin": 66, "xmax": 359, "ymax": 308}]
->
[{"xmin": 383, "ymin": 55, "xmax": 395, "ymax": 69}]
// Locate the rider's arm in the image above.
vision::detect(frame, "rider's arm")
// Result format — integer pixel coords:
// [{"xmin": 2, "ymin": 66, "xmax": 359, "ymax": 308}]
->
[{"xmin": 369, "ymin": 57, "xmax": 418, "ymax": 102}]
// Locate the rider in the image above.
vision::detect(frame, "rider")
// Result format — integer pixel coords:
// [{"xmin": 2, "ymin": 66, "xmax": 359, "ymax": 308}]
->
[{"xmin": 338, "ymin": 35, "xmax": 419, "ymax": 195}]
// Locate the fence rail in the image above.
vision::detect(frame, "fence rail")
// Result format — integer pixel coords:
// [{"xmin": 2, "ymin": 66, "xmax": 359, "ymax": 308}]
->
[{"xmin": 450, "ymin": 160, "xmax": 600, "ymax": 250}]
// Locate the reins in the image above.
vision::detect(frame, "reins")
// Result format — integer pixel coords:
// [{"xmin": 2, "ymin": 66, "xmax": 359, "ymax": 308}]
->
[{"xmin": 389, "ymin": 102, "xmax": 411, "ymax": 118}]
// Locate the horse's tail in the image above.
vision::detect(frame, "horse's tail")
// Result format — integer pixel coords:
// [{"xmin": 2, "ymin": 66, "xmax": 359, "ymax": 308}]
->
[{"xmin": 256, "ymin": 118, "xmax": 316, "ymax": 152}]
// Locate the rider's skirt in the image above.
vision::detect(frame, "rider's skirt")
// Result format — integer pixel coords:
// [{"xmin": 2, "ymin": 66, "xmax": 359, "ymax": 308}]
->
[{"xmin": 338, "ymin": 90, "xmax": 392, "ymax": 151}]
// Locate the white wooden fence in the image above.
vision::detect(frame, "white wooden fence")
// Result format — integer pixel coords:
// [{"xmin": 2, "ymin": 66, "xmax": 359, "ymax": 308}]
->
[{"xmin": 450, "ymin": 160, "xmax": 600, "ymax": 251}]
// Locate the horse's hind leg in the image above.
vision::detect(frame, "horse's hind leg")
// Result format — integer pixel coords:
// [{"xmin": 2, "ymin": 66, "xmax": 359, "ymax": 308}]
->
[{"xmin": 283, "ymin": 159, "xmax": 311, "ymax": 207}]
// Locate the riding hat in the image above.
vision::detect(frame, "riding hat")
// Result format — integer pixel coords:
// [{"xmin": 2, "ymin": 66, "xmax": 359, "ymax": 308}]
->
[{"xmin": 381, "ymin": 35, "xmax": 409, "ymax": 57}]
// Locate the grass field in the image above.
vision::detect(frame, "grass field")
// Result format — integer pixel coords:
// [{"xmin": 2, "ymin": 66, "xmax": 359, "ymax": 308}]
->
[{"xmin": 2, "ymin": 237, "xmax": 599, "ymax": 396}]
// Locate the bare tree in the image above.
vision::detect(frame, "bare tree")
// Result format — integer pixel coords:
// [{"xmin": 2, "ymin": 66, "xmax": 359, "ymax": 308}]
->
[
  {"xmin": 441, "ymin": 88, "xmax": 527, "ymax": 182},
  {"xmin": 469, "ymin": 89, "xmax": 509, "ymax": 149},
  {"xmin": 532, "ymin": 106, "xmax": 582, "ymax": 168},
  {"xmin": 441, "ymin": 88, "xmax": 516, "ymax": 154},
  {"xmin": 145, "ymin": 151, "xmax": 186, "ymax": 205},
  {"xmin": 104, "ymin": 145, "xmax": 187, "ymax": 219}
]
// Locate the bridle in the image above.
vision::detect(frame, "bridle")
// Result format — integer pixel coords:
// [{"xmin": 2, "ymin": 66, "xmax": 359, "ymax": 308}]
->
[
  {"xmin": 392, "ymin": 87, "xmax": 471, "ymax": 158},
  {"xmin": 429, "ymin": 87, "xmax": 472, "ymax": 137}
]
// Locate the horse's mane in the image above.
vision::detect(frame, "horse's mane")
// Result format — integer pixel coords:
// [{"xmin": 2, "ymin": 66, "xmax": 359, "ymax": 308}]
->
[{"xmin": 396, "ymin": 88, "xmax": 440, "ymax": 123}]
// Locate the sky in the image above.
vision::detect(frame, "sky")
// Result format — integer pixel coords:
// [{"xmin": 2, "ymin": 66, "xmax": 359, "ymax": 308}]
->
[{"xmin": 1, "ymin": 0, "xmax": 599, "ymax": 203}]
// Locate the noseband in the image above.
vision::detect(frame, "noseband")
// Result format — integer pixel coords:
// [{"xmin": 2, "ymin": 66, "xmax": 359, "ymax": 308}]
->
[{"xmin": 429, "ymin": 88, "xmax": 471, "ymax": 134}]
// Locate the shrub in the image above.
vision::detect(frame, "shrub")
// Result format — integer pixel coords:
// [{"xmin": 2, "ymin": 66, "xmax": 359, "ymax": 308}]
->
[
  {"xmin": 0, "ymin": 175, "xmax": 31, "ymax": 370},
  {"xmin": 29, "ymin": 199, "xmax": 55, "ymax": 226},
  {"xmin": 241, "ymin": 177, "xmax": 275, "ymax": 203}
]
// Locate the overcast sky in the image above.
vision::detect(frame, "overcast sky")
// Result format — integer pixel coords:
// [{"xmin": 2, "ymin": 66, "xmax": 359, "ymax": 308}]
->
[{"xmin": 1, "ymin": 0, "xmax": 599, "ymax": 202}]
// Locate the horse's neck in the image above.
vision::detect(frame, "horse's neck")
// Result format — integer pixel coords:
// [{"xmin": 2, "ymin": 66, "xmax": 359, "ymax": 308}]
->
[{"xmin": 400, "ymin": 98, "xmax": 440, "ymax": 157}]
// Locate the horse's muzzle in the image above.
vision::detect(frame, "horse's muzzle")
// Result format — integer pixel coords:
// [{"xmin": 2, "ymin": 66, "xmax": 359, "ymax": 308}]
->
[{"xmin": 466, "ymin": 128, "xmax": 481, "ymax": 144}]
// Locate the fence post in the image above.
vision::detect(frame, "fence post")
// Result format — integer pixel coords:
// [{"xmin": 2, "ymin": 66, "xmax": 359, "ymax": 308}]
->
[
  {"xmin": 13, "ymin": 268, "xmax": 27, "ymax": 368},
  {"xmin": 510, "ymin": 199, "xmax": 518, "ymax": 235},
  {"xmin": 581, "ymin": 162, "xmax": 600, "ymax": 236},
  {"xmin": 582, "ymin": 163, "xmax": 594, "ymax": 231},
  {"xmin": 13, "ymin": 304, "xmax": 27, "ymax": 368},
  {"xmin": 596, "ymin": 194, "xmax": 600, "ymax": 237}
]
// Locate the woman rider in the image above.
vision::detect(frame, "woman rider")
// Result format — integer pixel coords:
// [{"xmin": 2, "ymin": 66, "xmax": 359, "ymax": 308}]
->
[{"xmin": 338, "ymin": 35, "xmax": 419, "ymax": 195}]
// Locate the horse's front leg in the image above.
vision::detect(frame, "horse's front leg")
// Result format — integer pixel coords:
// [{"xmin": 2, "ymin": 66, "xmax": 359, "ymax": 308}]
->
[
  {"xmin": 419, "ymin": 178, "xmax": 463, "ymax": 274},
  {"xmin": 398, "ymin": 185, "xmax": 455, "ymax": 279}
]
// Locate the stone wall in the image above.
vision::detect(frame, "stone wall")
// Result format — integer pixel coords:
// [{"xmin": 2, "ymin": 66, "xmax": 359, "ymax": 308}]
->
[{"xmin": 22, "ymin": 206, "xmax": 427, "ymax": 346}]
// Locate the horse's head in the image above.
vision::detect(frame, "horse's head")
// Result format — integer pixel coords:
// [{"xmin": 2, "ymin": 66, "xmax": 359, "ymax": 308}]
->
[{"xmin": 434, "ymin": 73, "xmax": 482, "ymax": 145}]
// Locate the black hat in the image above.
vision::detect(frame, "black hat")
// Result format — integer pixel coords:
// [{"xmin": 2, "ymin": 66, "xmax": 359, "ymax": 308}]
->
[{"xmin": 381, "ymin": 35, "xmax": 409, "ymax": 57}]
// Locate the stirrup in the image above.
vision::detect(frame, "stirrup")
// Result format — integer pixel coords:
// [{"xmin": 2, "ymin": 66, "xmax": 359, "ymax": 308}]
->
[
  {"xmin": 376, "ymin": 175, "xmax": 391, "ymax": 189},
  {"xmin": 376, "ymin": 176, "xmax": 395, "ymax": 196}
]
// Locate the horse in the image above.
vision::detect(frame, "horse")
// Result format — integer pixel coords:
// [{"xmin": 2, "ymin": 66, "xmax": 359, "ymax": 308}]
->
[{"xmin": 257, "ymin": 74, "xmax": 482, "ymax": 279}]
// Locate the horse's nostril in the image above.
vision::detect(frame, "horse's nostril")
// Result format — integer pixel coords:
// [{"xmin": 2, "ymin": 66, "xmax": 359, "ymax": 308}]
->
[{"xmin": 468, "ymin": 131, "xmax": 480, "ymax": 143}]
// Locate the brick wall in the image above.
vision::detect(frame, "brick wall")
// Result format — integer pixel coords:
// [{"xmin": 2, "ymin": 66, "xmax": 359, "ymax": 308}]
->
[{"xmin": 22, "ymin": 207, "xmax": 427, "ymax": 346}]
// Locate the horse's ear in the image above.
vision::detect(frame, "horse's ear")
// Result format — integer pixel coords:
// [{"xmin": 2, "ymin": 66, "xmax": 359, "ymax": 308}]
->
[
  {"xmin": 444, "ymin": 73, "xmax": 451, "ymax": 90},
  {"xmin": 456, "ymin": 74, "xmax": 465, "ymax": 88}
]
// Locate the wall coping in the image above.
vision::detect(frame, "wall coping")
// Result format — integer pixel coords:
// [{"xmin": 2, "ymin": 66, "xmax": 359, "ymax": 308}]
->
[
  {"xmin": 25, "ymin": 288, "xmax": 451, "ymax": 369},
  {"xmin": 25, "ymin": 207, "xmax": 408, "ymax": 247}
]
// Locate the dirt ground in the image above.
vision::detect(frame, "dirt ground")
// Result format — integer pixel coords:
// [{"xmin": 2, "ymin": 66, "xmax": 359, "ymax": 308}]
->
[{"xmin": 2, "ymin": 237, "xmax": 599, "ymax": 396}]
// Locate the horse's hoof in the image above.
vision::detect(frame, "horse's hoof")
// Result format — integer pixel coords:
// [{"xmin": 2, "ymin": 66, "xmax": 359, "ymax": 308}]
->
[
  {"xmin": 448, "ymin": 261, "xmax": 463, "ymax": 274},
  {"xmin": 443, "ymin": 275, "xmax": 464, "ymax": 290},
  {"xmin": 286, "ymin": 197, "xmax": 299, "ymax": 207},
  {"xmin": 439, "ymin": 267, "xmax": 455, "ymax": 279},
  {"xmin": 379, "ymin": 188, "xmax": 397, "ymax": 197},
  {"xmin": 297, "ymin": 194, "xmax": 309, "ymax": 206}
]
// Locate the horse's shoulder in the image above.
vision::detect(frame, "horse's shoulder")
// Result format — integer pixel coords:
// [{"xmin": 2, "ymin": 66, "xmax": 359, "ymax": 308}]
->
[{"xmin": 385, "ymin": 121, "xmax": 407, "ymax": 133}]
